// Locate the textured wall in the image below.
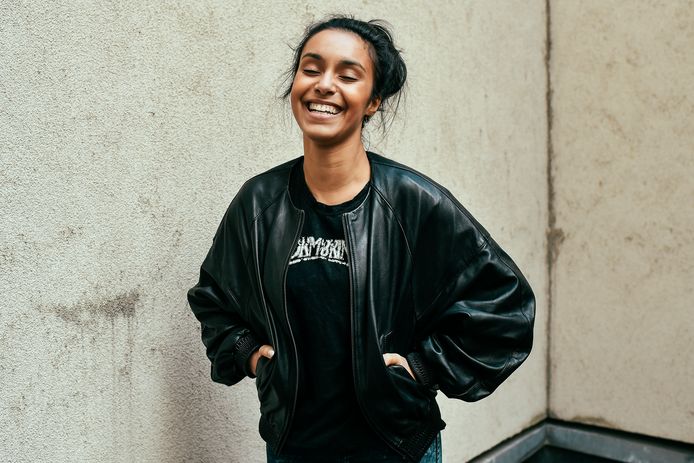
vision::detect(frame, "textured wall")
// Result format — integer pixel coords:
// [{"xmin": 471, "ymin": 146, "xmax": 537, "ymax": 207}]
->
[
  {"xmin": 0, "ymin": 1, "xmax": 547, "ymax": 462},
  {"xmin": 550, "ymin": 1, "xmax": 694, "ymax": 443}
]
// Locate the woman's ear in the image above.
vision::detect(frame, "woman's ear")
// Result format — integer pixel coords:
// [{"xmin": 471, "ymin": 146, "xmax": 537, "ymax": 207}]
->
[{"xmin": 366, "ymin": 96, "xmax": 382, "ymax": 116}]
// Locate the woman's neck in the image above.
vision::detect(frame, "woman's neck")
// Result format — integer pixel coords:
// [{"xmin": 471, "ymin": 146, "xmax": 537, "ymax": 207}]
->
[{"xmin": 302, "ymin": 138, "xmax": 371, "ymax": 206}]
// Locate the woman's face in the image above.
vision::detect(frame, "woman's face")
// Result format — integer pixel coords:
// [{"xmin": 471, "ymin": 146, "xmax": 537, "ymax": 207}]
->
[{"xmin": 290, "ymin": 29, "xmax": 381, "ymax": 148}]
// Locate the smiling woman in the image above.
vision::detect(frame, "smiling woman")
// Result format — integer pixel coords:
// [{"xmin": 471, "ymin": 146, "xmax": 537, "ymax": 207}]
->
[
  {"xmin": 289, "ymin": 29, "xmax": 381, "ymax": 149},
  {"xmin": 187, "ymin": 15, "xmax": 535, "ymax": 463}
]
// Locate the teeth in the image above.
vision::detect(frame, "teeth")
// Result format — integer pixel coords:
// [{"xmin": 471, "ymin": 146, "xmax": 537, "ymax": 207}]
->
[{"xmin": 308, "ymin": 103, "xmax": 340, "ymax": 114}]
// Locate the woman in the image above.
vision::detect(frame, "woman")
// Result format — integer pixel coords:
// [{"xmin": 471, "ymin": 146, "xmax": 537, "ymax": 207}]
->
[{"xmin": 188, "ymin": 16, "xmax": 535, "ymax": 463}]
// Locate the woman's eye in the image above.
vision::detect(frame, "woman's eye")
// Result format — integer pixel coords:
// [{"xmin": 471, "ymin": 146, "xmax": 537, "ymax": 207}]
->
[
  {"xmin": 340, "ymin": 75, "xmax": 358, "ymax": 82},
  {"xmin": 303, "ymin": 69, "xmax": 319, "ymax": 75}
]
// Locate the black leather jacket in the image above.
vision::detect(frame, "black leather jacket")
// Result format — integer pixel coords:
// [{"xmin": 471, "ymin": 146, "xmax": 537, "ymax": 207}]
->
[{"xmin": 187, "ymin": 151, "xmax": 535, "ymax": 462}]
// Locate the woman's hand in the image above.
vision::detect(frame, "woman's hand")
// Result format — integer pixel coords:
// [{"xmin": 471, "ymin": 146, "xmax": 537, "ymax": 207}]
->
[
  {"xmin": 383, "ymin": 353, "xmax": 416, "ymax": 381},
  {"xmin": 249, "ymin": 344, "xmax": 275, "ymax": 376}
]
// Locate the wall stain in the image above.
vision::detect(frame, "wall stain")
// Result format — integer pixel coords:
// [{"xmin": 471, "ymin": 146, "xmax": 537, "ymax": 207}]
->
[
  {"xmin": 58, "ymin": 225, "xmax": 83, "ymax": 240},
  {"xmin": 547, "ymin": 227, "xmax": 565, "ymax": 267},
  {"xmin": 98, "ymin": 290, "xmax": 139, "ymax": 319},
  {"xmin": 600, "ymin": 109, "xmax": 628, "ymax": 142},
  {"xmin": 0, "ymin": 246, "xmax": 16, "ymax": 267},
  {"xmin": 545, "ymin": 0, "xmax": 556, "ymax": 419},
  {"xmin": 51, "ymin": 304, "xmax": 84, "ymax": 325},
  {"xmin": 41, "ymin": 289, "xmax": 140, "ymax": 326},
  {"xmin": 568, "ymin": 415, "xmax": 616, "ymax": 429},
  {"xmin": 172, "ymin": 228, "xmax": 182, "ymax": 248}
]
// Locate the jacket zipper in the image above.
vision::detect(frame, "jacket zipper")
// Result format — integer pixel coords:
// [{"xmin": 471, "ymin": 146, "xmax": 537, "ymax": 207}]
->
[
  {"xmin": 276, "ymin": 209, "xmax": 304, "ymax": 451},
  {"xmin": 254, "ymin": 221, "xmax": 278, "ymax": 352},
  {"xmin": 342, "ymin": 213, "xmax": 406, "ymax": 459}
]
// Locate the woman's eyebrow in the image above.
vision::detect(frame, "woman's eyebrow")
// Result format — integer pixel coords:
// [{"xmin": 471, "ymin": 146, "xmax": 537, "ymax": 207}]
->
[{"xmin": 300, "ymin": 52, "xmax": 366, "ymax": 72}]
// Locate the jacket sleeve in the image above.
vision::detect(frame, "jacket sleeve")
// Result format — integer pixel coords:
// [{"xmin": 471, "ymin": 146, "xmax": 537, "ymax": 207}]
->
[
  {"xmin": 187, "ymin": 191, "xmax": 262, "ymax": 386},
  {"xmin": 405, "ymin": 191, "xmax": 536, "ymax": 402}
]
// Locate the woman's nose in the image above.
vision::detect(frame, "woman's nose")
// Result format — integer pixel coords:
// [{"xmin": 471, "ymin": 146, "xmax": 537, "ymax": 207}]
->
[{"xmin": 314, "ymin": 72, "xmax": 336, "ymax": 94}]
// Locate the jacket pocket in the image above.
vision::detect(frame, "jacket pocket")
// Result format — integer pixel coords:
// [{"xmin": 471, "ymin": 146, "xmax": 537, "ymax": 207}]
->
[
  {"xmin": 255, "ymin": 356, "xmax": 274, "ymax": 399},
  {"xmin": 386, "ymin": 364, "xmax": 436, "ymax": 399},
  {"xmin": 255, "ymin": 354, "xmax": 286, "ymax": 425},
  {"xmin": 376, "ymin": 361, "xmax": 433, "ymax": 432}
]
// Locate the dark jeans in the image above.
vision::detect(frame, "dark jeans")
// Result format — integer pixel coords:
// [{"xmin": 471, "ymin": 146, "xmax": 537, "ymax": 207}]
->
[{"xmin": 266, "ymin": 432, "xmax": 442, "ymax": 463}]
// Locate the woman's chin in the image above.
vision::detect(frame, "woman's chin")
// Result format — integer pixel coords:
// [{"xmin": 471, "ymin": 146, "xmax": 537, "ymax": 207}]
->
[{"xmin": 299, "ymin": 124, "xmax": 364, "ymax": 148}]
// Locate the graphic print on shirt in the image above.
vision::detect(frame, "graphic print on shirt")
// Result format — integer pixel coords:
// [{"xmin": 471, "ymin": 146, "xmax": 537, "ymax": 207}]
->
[{"xmin": 289, "ymin": 236, "xmax": 348, "ymax": 266}]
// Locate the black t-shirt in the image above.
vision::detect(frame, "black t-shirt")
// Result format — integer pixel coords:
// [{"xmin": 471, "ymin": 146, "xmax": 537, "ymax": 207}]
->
[{"xmin": 282, "ymin": 157, "xmax": 392, "ymax": 456}]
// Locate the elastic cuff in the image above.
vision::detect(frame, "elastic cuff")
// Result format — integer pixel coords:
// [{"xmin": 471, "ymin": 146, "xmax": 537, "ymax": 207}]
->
[
  {"xmin": 233, "ymin": 332, "xmax": 262, "ymax": 378},
  {"xmin": 406, "ymin": 351, "xmax": 437, "ymax": 389}
]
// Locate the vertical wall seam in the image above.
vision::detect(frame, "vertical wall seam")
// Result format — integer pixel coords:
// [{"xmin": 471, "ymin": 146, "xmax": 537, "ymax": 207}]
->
[{"xmin": 544, "ymin": 0, "xmax": 555, "ymax": 420}]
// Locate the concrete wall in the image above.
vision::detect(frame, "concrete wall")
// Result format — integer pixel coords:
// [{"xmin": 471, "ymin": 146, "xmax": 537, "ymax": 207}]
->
[
  {"xmin": 549, "ymin": 1, "xmax": 694, "ymax": 444},
  {"xmin": 0, "ymin": 1, "xmax": 547, "ymax": 462}
]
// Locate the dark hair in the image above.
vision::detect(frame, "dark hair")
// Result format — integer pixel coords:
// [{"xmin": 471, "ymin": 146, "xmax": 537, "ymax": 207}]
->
[{"xmin": 281, "ymin": 15, "xmax": 407, "ymax": 132}]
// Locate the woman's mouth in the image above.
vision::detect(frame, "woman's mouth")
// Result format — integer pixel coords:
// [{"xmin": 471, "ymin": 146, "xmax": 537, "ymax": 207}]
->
[{"xmin": 306, "ymin": 102, "xmax": 342, "ymax": 116}]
